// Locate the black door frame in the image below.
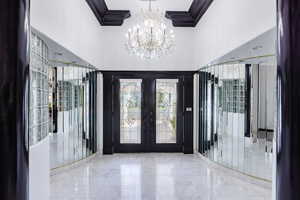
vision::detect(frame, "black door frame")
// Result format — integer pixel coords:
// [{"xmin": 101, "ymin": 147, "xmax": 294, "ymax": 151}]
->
[
  {"xmin": 113, "ymin": 73, "xmax": 184, "ymax": 153},
  {"xmin": 102, "ymin": 71, "xmax": 195, "ymax": 154}
]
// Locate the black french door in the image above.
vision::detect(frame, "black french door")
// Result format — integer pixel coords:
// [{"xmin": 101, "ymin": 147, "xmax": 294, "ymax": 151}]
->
[{"xmin": 113, "ymin": 74, "xmax": 184, "ymax": 152}]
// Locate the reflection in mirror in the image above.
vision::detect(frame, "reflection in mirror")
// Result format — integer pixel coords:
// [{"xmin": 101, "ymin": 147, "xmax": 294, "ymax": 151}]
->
[
  {"xmin": 198, "ymin": 62, "xmax": 276, "ymax": 181},
  {"xmin": 29, "ymin": 32, "xmax": 49, "ymax": 146},
  {"xmin": 29, "ymin": 30, "xmax": 99, "ymax": 169},
  {"xmin": 50, "ymin": 65, "xmax": 98, "ymax": 168}
]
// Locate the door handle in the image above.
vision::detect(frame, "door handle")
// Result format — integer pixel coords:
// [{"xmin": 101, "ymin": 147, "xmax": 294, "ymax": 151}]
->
[{"xmin": 150, "ymin": 111, "xmax": 154, "ymax": 123}]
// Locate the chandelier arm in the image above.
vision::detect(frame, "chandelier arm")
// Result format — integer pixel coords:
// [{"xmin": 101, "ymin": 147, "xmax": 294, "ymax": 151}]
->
[
  {"xmin": 137, "ymin": 29, "xmax": 141, "ymax": 47},
  {"xmin": 125, "ymin": 0, "xmax": 175, "ymax": 59},
  {"xmin": 129, "ymin": 32, "xmax": 134, "ymax": 49},
  {"xmin": 150, "ymin": 27, "xmax": 153, "ymax": 48},
  {"xmin": 161, "ymin": 29, "xmax": 166, "ymax": 46}
]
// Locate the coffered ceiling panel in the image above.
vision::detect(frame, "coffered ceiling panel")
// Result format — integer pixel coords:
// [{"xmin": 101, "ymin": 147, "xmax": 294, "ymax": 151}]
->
[{"xmin": 106, "ymin": 0, "xmax": 193, "ymax": 14}]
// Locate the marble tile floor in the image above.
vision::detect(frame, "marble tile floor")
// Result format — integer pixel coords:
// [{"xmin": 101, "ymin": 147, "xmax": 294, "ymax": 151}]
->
[{"xmin": 51, "ymin": 153, "xmax": 271, "ymax": 200}]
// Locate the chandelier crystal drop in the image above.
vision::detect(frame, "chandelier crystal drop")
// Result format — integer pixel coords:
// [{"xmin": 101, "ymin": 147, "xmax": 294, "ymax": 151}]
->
[{"xmin": 125, "ymin": 0, "xmax": 175, "ymax": 60}]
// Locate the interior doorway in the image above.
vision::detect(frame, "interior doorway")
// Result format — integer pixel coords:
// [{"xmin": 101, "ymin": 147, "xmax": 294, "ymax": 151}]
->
[
  {"xmin": 102, "ymin": 71, "xmax": 194, "ymax": 154},
  {"xmin": 114, "ymin": 76, "xmax": 183, "ymax": 152}
]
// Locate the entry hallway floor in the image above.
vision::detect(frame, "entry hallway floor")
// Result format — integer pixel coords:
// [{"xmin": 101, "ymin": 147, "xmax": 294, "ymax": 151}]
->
[{"xmin": 51, "ymin": 153, "xmax": 271, "ymax": 200}]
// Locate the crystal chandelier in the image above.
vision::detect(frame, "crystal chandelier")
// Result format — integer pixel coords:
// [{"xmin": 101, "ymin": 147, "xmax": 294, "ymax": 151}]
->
[{"xmin": 125, "ymin": 0, "xmax": 175, "ymax": 59}]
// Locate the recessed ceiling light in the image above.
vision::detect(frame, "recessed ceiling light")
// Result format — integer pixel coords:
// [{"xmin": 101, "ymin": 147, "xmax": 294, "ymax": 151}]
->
[
  {"xmin": 54, "ymin": 52, "xmax": 63, "ymax": 56},
  {"xmin": 252, "ymin": 45, "xmax": 263, "ymax": 50}
]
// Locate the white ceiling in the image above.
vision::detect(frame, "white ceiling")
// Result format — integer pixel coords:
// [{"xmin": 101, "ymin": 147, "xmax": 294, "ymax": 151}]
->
[
  {"xmin": 210, "ymin": 27, "xmax": 276, "ymax": 66},
  {"xmin": 32, "ymin": 27, "xmax": 93, "ymax": 68},
  {"xmin": 31, "ymin": 0, "xmax": 197, "ymax": 71},
  {"xmin": 106, "ymin": 0, "xmax": 193, "ymax": 14},
  {"xmin": 31, "ymin": 0, "xmax": 276, "ymax": 71},
  {"xmin": 97, "ymin": 0, "xmax": 196, "ymax": 71}
]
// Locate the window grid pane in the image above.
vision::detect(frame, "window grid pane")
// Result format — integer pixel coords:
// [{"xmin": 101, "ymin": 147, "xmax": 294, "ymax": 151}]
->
[
  {"xmin": 156, "ymin": 79, "xmax": 178, "ymax": 144},
  {"xmin": 120, "ymin": 79, "xmax": 142, "ymax": 144}
]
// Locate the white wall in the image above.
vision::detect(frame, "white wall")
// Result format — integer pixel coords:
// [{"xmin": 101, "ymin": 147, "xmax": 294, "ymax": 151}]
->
[
  {"xmin": 29, "ymin": 137, "xmax": 50, "ymax": 200},
  {"xmin": 102, "ymin": 0, "xmax": 195, "ymax": 70},
  {"xmin": 97, "ymin": 73, "xmax": 103, "ymax": 153},
  {"xmin": 31, "ymin": 0, "xmax": 195, "ymax": 70},
  {"xmin": 251, "ymin": 64, "xmax": 277, "ymax": 131},
  {"xmin": 193, "ymin": 74, "xmax": 199, "ymax": 153},
  {"xmin": 258, "ymin": 65, "xmax": 276, "ymax": 130},
  {"xmin": 251, "ymin": 64, "xmax": 259, "ymax": 136},
  {"xmin": 32, "ymin": 0, "xmax": 276, "ymax": 70},
  {"xmin": 272, "ymin": 128, "xmax": 277, "ymax": 200},
  {"xmin": 194, "ymin": 0, "xmax": 276, "ymax": 67},
  {"xmin": 99, "ymin": 25, "xmax": 195, "ymax": 70},
  {"xmin": 31, "ymin": 0, "xmax": 104, "ymax": 68}
]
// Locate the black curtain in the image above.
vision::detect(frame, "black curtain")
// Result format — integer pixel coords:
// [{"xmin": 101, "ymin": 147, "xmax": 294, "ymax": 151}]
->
[{"xmin": 0, "ymin": 0, "xmax": 30, "ymax": 199}]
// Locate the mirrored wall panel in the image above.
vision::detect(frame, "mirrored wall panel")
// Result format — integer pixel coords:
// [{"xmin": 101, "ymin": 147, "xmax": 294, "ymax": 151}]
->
[
  {"xmin": 30, "ymin": 30, "xmax": 98, "ymax": 169},
  {"xmin": 29, "ymin": 33, "xmax": 49, "ymax": 146},
  {"xmin": 49, "ymin": 66, "xmax": 98, "ymax": 169},
  {"xmin": 198, "ymin": 64, "xmax": 276, "ymax": 181}
]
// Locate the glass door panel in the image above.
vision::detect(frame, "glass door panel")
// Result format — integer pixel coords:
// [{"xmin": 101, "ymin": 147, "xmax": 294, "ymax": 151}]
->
[
  {"xmin": 156, "ymin": 79, "xmax": 178, "ymax": 144},
  {"xmin": 120, "ymin": 79, "xmax": 142, "ymax": 144},
  {"xmin": 114, "ymin": 75, "xmax": 184, "ymax": 153}
]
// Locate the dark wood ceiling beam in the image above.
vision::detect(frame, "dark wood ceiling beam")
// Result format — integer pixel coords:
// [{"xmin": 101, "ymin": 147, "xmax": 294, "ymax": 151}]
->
[
  {"xmin": 166, "ymin": 0, "xmax": 213, "ymax": 27},
  {"xmin": 86, "ymin": 0, "xmax": 131, "ymax": 26}
]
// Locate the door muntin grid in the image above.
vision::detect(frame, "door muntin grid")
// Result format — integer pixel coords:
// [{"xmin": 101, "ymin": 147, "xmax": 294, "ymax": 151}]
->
[
  {"xmin": 156, "ymin": 79, "xmax": 178, "ymax": 144},
  {"xmin": 120, "ymin": 79, "xmax": 142, "ymax": 144}
]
